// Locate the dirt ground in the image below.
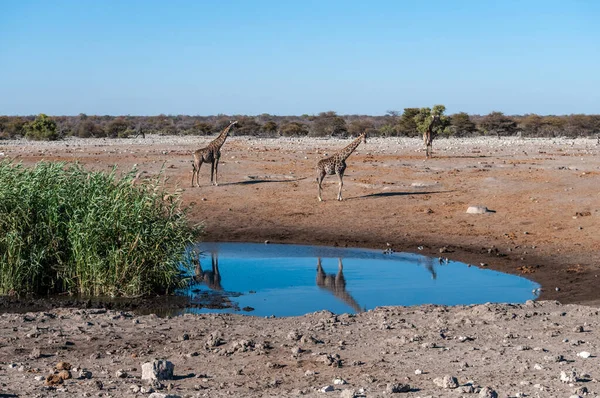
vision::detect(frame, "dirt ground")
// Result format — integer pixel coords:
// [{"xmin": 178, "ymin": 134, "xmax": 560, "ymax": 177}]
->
[{"xmin": 0, "ymin": 135, "xmax": 599, "ymax": 397}]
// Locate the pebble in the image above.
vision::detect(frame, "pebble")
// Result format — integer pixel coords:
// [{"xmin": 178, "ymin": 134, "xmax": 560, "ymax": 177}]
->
[
  {"xmin": 577, "ymin": 351, "xmax": 591, "ymax": 358},
  {"xmin": 466, "ymin": 205, "xmax": 490, "ymax": 214},
  {"xmin": 333, "ymin": 378, "xmax": 347, "ymax": 385},
  {"xmin": 479, "ymin": 387, "xmax": 498, "ymax": 398},
  {"xmin": 320, "ymin": 385, "xmax": 334, "ymax": 392},
  {"xmin": 433, "ymin": 375, "xmax": 459, "ymax": 389},
  {"xmin": 386, "ymin": 383, "xmax": 411, "ymax": 393}
]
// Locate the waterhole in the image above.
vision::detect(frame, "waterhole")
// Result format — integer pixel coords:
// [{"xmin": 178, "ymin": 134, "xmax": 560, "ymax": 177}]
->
[{"xmin": 181, "ymin": 242, "xmax": 540, "ymax": 317}]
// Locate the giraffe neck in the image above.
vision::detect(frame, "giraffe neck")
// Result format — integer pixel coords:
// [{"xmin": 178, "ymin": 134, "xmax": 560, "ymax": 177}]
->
[
  {"xmin": 211, "ymin": 122, "xmax": 236, "ymax": 150},
  {"xmin": 337, "ymin": 133, "xmax": 365, "ymax": 161}
]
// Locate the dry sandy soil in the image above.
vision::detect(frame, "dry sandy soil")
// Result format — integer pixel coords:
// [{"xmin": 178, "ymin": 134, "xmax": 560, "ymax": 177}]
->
[{"xmin": 0, "ymin": 135, "xmax": 599, "ymax": 397}]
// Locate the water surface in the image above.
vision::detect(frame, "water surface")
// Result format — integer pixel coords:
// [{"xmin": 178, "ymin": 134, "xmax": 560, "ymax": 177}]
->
[{"xmin": 181, "ymin": 242, "xmax": 539, "ymax": 317}]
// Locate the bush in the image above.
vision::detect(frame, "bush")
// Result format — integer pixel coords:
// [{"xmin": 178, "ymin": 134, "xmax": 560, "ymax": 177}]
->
[
  {"xmin": 0, "ymin": 161, "xmax": 201, "ymax": 297},
  {"xmin": 25, "ymin": 114, "xmax": 58, "ymax": 141}
]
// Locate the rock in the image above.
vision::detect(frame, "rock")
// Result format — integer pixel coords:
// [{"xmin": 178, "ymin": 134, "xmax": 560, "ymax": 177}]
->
[
  {"xmin": 116, "ymin": 369, "xmax": 128, "ymax": 378},
  {"xmin": 577, "ymin": 351, "xmax": 591, "ymax": 358},
  {"xmin": 287, "ymin": 330, "xmax": 302, "ymax": 341},
  {"xmin": 148, "ymin": 393, "xmax": 182, "ymax": 398},
  {"xmin": 29, "ymin": 348, "xmax": 41, "ymax": 360},
  {"xmin": 560, "ymin": 370, "xmax": 579, "ymax": 383},
  {"xmin": 45, "ymin": 374, "xmax": 63, "ymax": 386},
  {"xmin": 433, "ymin": 375, "xmax": 459, "ymax": 389},
  {"xmin": 574, "ymin": 386, "xmax": 588, "ymax": 395},
  {"xmin": 479, "ymin": 387, "xmax": 498, "ymax": 398},
  {"xmin": 34, "ymin": 375, "xmax": 45, "ymax": 382},
  {"xmin": 141, "ymin": 360, "xmax": 174, "ymax": 381},
  {"xmin": 333, "ymin": 378, "xmax": 347, "ymax": 385},
  {"xmin": 320, "ymin": 385, "xmax": 334, "ymax": 392},
  {"xmin": 57, "ymin": 370, "xmax": 72, "ymax": 380},
  {"xmin": 466, "ymin": 205, "xmax": 491, "ymax": 214},
  {"xmin": 386, "ymin": 383, "xmax": 411, "ymax": 393},
  {"xmin": 78, "ymin": 369, "xmax": 92, "ymax": 379},
  {"xmin": 55, "ymin": 361, "xmax": 71, "ymax": 371},
  {"xmin": 339, "ymin": 389, "xmax": 357, "ymax": 398},
  {"xmin": 414, "ymin": 369, "xmax": 423, "ymax": 375}
]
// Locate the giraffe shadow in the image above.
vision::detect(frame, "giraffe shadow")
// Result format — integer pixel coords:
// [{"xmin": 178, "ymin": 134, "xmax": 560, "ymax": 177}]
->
[
  {"xmin": 346, "ymin": 190, "xmax": 453, "ymax": 200},
  {"xmin": 220, "ymin": 177, "xmax": 307, "ymax": 186}
]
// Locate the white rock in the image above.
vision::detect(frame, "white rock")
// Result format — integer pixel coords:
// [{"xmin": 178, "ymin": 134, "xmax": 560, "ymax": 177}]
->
[
  {"xmin": 577, "ymin": 351, "xmax": 591, "ymax": 358},
  {"xmin": 479, "ymin": 387, "xmax": 498, "ymax": 398},
  {"xmin": 320, "ymin": 385, "xmax": 334, "ymax": 392},
  {"xmin": 141, "ymin": 360, "xmax": 174, "ymax": 381},
  {"xmin": 433, "ymin": 375, "xmax": 459, "ymax": 389},
  {"xmin": 333, "ymin": 378, "xmax": 347, "ymax": 385},
  {"xmin": 467, "ymin": 205, "xmax": 490, "ymax": 214}
]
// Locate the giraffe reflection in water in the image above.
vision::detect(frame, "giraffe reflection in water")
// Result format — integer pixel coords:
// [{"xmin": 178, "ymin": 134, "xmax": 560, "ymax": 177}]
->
[
  {"xmin": 316, "ymin": 258, "xmax": 364, "ymax": 313},
  {"xmin": 193, "ymin": 252, "xmax": 223, "ymax": 291}
]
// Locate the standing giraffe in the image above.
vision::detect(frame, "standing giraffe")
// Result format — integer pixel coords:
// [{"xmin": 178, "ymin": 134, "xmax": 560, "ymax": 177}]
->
[
  {"xmin": 191, "ymin": 121, "xmax": 237, "ymax": 187},
  {"xmin": 316, "ymin": 131, "xmax": 367, "ymax": 201},
  {"xmin": 424, "ymin": 114, "xmax": 439, "ymax": 159}
]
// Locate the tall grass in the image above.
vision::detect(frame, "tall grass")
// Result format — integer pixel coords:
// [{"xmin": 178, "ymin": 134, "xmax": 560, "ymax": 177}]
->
[{"xmin": 0, "ymin": 161, "xmax": 201, "ymax": 297}]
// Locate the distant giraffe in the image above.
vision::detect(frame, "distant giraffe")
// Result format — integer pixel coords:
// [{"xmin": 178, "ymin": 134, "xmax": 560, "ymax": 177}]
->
[
  {"xmin": 193, "ymin": 252, "xmax": 222, "ymax": 291},
  {"xmin": 316, "ymin": 258, "xmax": 363, "ymax": 313},
  {"xmin": 424, "ymin": 115, "xmax": 439, "ymax": 159},
  {"xmin": 316, "ymin": 131, "xmax": 367, "ymax": 201},
  {"xmin": 191, "ymin": 121, "xmax": 238, "ymax": 187}
]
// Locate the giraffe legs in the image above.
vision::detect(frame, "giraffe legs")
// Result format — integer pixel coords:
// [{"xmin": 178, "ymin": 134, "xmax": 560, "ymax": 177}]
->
[
  {"xmin": 317, "ymin": 170, "xmax": 326, "ymax": 202},
  {"xmin": 192, "ymin": 160, "xmax": 203, "ymax": 187},
  {"xmin": 336, "ymin": 172, "xmax": 344, "ymax": 201},
  {"xmin": 213, "ymin": 159, "xmax": 220, "ymax": 186}
]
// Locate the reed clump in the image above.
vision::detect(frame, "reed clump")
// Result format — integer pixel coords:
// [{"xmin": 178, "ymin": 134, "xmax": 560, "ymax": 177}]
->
[{"xmin": 0, "ymin": 161, "xmax": 200, "ymax": 297}]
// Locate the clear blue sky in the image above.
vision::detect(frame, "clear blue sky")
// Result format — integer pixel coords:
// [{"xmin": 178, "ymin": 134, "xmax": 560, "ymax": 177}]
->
[{"xmin": 1, "ymin": 0, "xmax": 598, "ymax": 116}]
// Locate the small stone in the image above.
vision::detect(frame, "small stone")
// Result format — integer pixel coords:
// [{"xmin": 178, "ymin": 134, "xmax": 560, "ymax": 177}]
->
[
  {"xmin": 415, "ymin": 369, "xmax": 423, "ymax": 375},
  {"xmin": 573, "ymin": 325, "xmax": 584, "ymax": 333},
  {"xmin": 466, "ymin": 205, "xmax": 490, "ymax": 214},
  {"xmin": 433, "ymin": 375, "xmax": 459, "ymax": 389},
  {"xmin": 57, "ymin": 370, "xmax": 71, "ymax": 380},
  {"xmin": 116, "ymin": 369, "xmax": 128, "ymax": 378},
  {"xmin": 320, "ymin": 385, "xmax": 334, "ymax": 392},
  {"xmin": 333, "ymin": 378, "xmax": 347, "ymax": 385},
  {"xmin": 34, "ymin": 375, "xmax": 45, "ymax": 382},
  {"xmin": 534, "ymin": 364, "xmax": 543, "ymax": 370},
  {"xmin": 574, "ymin": 386, "xmax": 588, "ymax": 395},
  {"xmin": 577, "ymin": 351, "xmax": 591, "ymax": 358},
  {"xmin": 29, "ymin": 348, "xmax": 42, "ymax": 360},
  {"xmin": 560, "ymin": 370, "xmax": 579, "ymax": 383},
  {"xmin": 45, "ymin": 374, "xmax": 63, "ymax": 386},
  {"xmin": 56, "ymin": 361, "xmax": 71, "ymax": 371},
  {"xmin": 339, "ymin": 390, "xmax": 357, "ymax": 398},
  {"xmin": 78, "ymin": 369, "xmax": 92, "ymax": 379},
  {"xmin": 141, "ymin": 360, "xmax": 174, "ymax": 381},
  {"xmin": 479, "ymin": 387, "xmax": 498, "ymax": 398},
  {"xmin": 386, "ymin": 383, "xmax": 411, "ymax": 393},
  {"xmin": 305, "ymin": 370, "xmax": 315, "ymax": 376}
]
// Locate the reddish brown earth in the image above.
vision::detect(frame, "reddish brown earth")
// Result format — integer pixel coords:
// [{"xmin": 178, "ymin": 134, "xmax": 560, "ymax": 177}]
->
[
  {"xmin": 1, "ymin": 135, "xmax": 600, "ymax": 397},
  {"xmin": 2, "ymin": 135, "xmax": 598, "ymax": 305}
]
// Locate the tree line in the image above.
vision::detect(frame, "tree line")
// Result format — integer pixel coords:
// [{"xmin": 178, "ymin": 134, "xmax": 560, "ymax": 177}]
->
[{"xmin": 1, "ymin": 110, "xmax": 599, "ymax": 141}]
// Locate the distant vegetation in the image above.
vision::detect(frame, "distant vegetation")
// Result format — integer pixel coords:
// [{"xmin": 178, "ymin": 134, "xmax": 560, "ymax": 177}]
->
[
  {"xmin": 0, "ymin": 161, "xmax": 201, "ymax": 297},
  {"xmin": 1, "ymin": 110, "xmax": 599, "ymax": 141}
]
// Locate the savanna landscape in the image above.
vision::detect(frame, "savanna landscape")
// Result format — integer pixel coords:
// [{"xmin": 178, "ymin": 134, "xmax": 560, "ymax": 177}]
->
[{"xmin": 1, "ymin": 111, "xmax": 600, "ymax": 397}]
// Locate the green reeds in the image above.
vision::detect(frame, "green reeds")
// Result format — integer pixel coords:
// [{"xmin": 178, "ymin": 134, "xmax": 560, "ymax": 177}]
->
[{"xmin": 0, "ymin": 161, "xmax": 201, "ymax": 297}]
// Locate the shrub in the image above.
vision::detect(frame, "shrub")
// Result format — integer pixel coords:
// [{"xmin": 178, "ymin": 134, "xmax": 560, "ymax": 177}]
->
[
  {"xmin": 25, "ymin": 114, "xmax": 59, "ymax": 141},
  {"xmin": 0, "ymin": 161, "xmax": 201, "ymax": 297}
]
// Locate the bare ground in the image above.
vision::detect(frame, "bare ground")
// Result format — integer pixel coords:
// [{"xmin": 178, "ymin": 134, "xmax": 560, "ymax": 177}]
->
[{"xmin": 0, "ymin": 135, "xmax": 599, "ymax": 396}]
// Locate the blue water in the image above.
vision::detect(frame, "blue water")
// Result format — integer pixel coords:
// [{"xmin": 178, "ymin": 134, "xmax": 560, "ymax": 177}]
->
[{"xmin": 179, "ymin": 242, "xmax": 540, "ymax": 317}]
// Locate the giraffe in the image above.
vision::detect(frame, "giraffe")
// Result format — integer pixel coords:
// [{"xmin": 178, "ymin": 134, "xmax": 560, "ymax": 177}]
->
[
  {"xmin": 193, "ymin": 252, "xmax": 223, "ymax": 291},
  {"xmin": 316, "ymin": 131, "xmax": 367, "ymax": 201},
  {"xmin": 316, "ymin": 258, "xmax": 363, "ymax": 313},
  {"xmin": 424, "ymin": 114, "xmax": 440, "ymax": 159},
  {"xmin": 191, "ymin": 121, "xmax": 238, "ymax": 187}
]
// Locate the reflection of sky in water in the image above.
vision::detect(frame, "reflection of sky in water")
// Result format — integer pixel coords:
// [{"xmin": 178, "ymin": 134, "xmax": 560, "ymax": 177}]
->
[{"xmin": 180, "ymin": 242, "xmax": 540, "ymax": 318}]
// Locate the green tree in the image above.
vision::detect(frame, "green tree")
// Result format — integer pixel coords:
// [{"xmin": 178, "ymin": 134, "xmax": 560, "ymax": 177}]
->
[
  {"xmin": 310, "ymin": 111, "xmax": 348, "ymax": 137},
  {"xmin": 279, "ymin": 122, "xmax": 309, "ymax": 137},
  {"xmin": 479, "ymin": 112, "xmax": 518, "ymax": 137},
  {"xmin": 414, "ymin": 105, "xmax": 451, "ymax": 137},
  {"xmin": 451, "ymin": 112, "xmax": 478, "ymax": 136},
  {"xmin": 25, "ymin": 114, "xmax": 58, "ymax": 141},
  {"xmin": 396, "ymin": 108, "xmax": 420, "ymax": 136},
  {"xmin": 105, "ymin": 117, "xmax": 130, "ymax": 138}
]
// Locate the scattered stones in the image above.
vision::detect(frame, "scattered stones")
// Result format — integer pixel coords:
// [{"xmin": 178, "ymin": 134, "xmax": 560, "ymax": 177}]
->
[
  {"xmin": 141, "ymin": 360, "xmax": 174, "ymax": 382},
  {"xmin": 433, "ymin": 375, "xmax": 459, "ymax": 389}
]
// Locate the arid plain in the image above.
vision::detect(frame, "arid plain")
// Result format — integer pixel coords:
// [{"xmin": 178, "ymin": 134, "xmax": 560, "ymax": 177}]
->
[{"xmin": 0, "ymin": 135, "xmax": 599, "ymax": 397}]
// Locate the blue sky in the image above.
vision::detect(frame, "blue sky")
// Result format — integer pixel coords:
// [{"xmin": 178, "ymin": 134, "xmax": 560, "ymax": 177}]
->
[{"xmin": 1, "ymin": 0, "xmax": 598, "ymax": 116}]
